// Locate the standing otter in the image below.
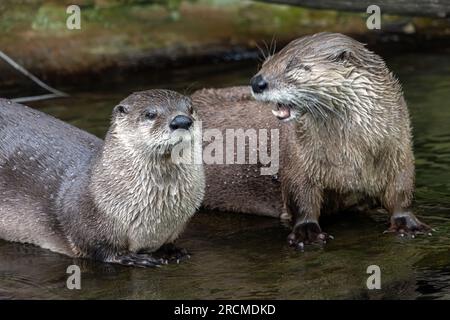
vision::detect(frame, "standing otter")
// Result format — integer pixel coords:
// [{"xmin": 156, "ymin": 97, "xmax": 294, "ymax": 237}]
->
[
  {"xmin": 0, "ymin": 89, "xmax": 204, "ymax": 266},
  {"xmin": 194, "ymin": 32, "xmax": 430, "ymax": 248},
  {"xmin": 250, "ymin": 32, "xmax": 429, "ymax": 248}
]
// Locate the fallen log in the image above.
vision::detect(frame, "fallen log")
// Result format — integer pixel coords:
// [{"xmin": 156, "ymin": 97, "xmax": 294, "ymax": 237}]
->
[{"xmin": 256, "ymin": 0, "xmax": 450, "ymax": 18}]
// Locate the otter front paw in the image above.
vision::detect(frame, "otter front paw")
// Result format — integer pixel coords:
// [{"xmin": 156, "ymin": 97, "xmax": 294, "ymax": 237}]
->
[
  {"xmin": 385, "ymin": 213, "xmax": 432, "ymax": 237},
  {"xmin": 287, "ymin": 222, "xmax": 332, "ymax": 250},
  {"xmin": 114, "ymin": 253, "xmax": 167, "ymax": 268},
  {"xmin": 156, "ymin": 243, "xmax": 191, "ymax": 264}
]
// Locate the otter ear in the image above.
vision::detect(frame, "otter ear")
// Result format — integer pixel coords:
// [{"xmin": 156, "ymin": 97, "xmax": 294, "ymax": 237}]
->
[{"xmin": 113, "ymin": 105, "xmax": 129, "ymax": 116}]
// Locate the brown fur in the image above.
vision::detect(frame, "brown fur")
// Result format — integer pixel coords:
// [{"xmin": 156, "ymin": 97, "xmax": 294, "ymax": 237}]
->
[
  {"xmin": 193, "ymin": 87, "xmax": 284, "ymax": 217},
  {"xmin": 194, "ymin": 33, "xmax": 430, "ymax": 246}
]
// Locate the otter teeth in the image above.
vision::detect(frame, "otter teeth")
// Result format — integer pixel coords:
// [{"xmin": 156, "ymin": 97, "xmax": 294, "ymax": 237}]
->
[{"xmin": 272, "ymin": 104, "xmax": 291, "ymax": 120}]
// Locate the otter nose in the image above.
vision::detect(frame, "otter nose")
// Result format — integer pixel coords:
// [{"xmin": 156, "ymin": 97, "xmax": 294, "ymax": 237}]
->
[
  {"xmin": 170, "ymin": 115, "xmax": 193, "ymax": 131},
  {"xmin": 250, "ymin": 75, "xmax": 268, "ymax": 94}
]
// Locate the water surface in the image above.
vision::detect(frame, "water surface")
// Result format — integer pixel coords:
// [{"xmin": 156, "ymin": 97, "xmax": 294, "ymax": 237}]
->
[{"xmin": 0, "ymin": 52, "xmax": 449, "ymax": 299}]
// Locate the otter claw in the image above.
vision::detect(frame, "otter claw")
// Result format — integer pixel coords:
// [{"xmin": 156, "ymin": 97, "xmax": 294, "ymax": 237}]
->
[
  {"xmin": 287, "ymin": 222, "xmax": 332, "ymax": 249},
  {"xmin": 385, "ymin": 215, "xmax": 431, "ymax": 238},
  {"xmin": 156, "ymin": 243, "xmax": 191, "ymax": 264}
]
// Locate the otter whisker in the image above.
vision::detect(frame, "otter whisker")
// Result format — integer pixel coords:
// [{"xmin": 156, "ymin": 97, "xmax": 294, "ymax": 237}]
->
[
  {"xmin": 292, "ymin": 95, "xmax": 327, "ymax": 121},
  {"xmin": 310, "ymin": 93, "xmax": 348, "ymax": 120},
  {"xmin": 297, "ymin": 83, "xmax": 343, "ymax": 88},
  {"xmin": 295, "ymin": 90, "xmax": 346, "ymax": 122},
  {"xmin": 313, "ymin": 97, "xmax": 346, "ymax": 122},
  {"xmin": 270, "ymin": 35, "xmax": 277, "ymax": 57},
  {"xmin": 255, "ymin": 42, "xmax": 267, "ymax": 62},
  {"xmin": 285, "ymin": 75, "xmax": 350, "ymax": 107},
  {"xmin": 312, "ymin": 90, "xmax": 349, "ymax": 106},
  {"xmin": 303, "ymin": 97, "xmax": 329, "ymax": 120},
  {"xmin": 262, "ymin": 40, "xmax": 273, "ymax": 61},
  {"xmin": 314, "ymin": 98, "xmax": 346, "ymax": 122},
  {"xmin": 297, "ymin": 88, "xmax": 347, "ymax": 111},
  {"xmin": 312, "ymin": 103, "xmax": 331, "ymax": 121}
]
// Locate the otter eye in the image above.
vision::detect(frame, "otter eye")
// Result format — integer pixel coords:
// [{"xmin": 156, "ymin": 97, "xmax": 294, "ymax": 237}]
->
[
  {"xmin": 144, "ymin": 110, "xmax": 157, "ymax": 120},
  {"xmin": 286, "ymin": 59, "xmax": 310, "ymax": 72}
]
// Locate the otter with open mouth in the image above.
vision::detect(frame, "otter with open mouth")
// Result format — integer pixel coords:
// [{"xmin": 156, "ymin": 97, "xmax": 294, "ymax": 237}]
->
[
  {"xmin": 271, "ymin": 103, "xmax": 297, "ymax": 121},
  {"xmin": 251, "ymin": 32, "xmax": 430, "ymax": 248},
  {"xmin": 0, "ymin": 90, "xmax": 204, "ymax": 267}
]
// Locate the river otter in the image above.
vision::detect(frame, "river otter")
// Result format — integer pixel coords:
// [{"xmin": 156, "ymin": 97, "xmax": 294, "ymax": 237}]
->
[
  {"xmin": 250, "ymin": 32, "xmax": 430, "ymax": 248},
  {"xmin": 0, "ymin": 89, "xmax": 204, "ymax": 266},
  {"xmin": 194, "ymin": 32, "xmax": 430, "ymax": 248}
]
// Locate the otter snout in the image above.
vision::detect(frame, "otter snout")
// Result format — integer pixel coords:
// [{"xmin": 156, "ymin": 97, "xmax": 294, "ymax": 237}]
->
[
  {"xmin": 170, "ymin": 115, "xmax": 193, "ymax": 131},
  {"xmin": 250, "ymin": 75, "xmax": 268, "ymax": 94}
]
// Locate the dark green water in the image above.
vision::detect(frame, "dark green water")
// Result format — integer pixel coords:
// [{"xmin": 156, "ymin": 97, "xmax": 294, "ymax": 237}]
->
[{"xmin": 0, "ymin": 52, "xmax": 449, "ymax": 299}]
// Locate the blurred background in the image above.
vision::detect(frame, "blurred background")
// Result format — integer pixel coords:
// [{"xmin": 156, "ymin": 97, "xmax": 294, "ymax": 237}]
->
[
  {"xmin": 1, "ymin": 0, "xmax": 450, "ymax": 300},
  {"xmin": 1, "ymin": 0, "xmax": 449, "ymax": 92}
]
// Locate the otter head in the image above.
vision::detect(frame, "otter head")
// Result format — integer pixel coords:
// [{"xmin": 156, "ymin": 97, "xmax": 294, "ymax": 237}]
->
[
  {"xmin": 110, "ymin": 89, "xmax": 197, "ymax": 156},
  {"xmin": 251, "ymin": 32, "xmax": 397, "ymax": 122}
]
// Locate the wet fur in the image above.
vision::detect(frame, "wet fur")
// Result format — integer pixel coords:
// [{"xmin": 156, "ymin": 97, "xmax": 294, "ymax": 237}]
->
[
  {"xmin": 0, "ymin": 90, "xmax": 204, "ymax": 263},
  {"xmin": 253, "ymin": 33, "xmax": 427, "ymax": 242},
  {"xmin": 192, "ymin": 87, "xmax": 285, "ymax": 217},
  {"xmin": 194, "ymin": 33, "xmax": 427, "ymax": 243}
]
